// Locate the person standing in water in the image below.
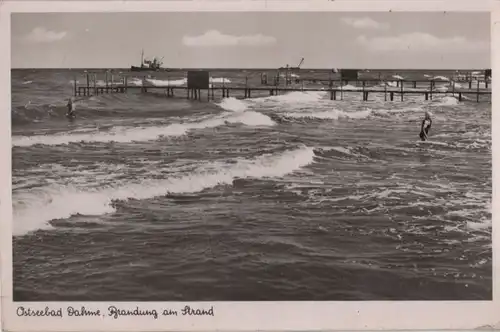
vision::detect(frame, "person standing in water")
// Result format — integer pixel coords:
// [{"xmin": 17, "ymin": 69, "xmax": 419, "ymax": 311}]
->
[
  {"xmin": 66, "ymin": 97, "xmax": 76, "ymax": 118},
  {"xmin": 419, "ymin": 111, "xmax": 432, "ymax": 141}
]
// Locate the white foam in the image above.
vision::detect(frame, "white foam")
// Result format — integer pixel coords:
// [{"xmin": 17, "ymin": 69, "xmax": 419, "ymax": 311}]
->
[
  {"xmin": 374, "ymin": 189, "xmax": 408, "ymax": 199},
  {"xmin": 467, "ymin": 218, "xmax": 492, "ymax": 231},
  {"xmin": 283, "ymin": 109, "xmax": 372, "ymax": 120},
  {"xmin": 12, "ymin": 124, "xmax": 187, "ymax": 146},
  {"xmin": 451, "ymin": 82, "xmax": 465, "ymax": 89},
  {"xmin": 321, "ymin": 146, "xmax": 369, "ymax": 159},
  {"xmin": 92, "ymin": 80, "xmax": 124, "ymax": 87},
  {"xmin": 216, "ymin": 97, "xmax": 248, "ymax": 112},
  {"xmin": 342, "ymin": 84, "xmax": 361, "ymax": 90},
  {"xmin": 130, "ymin": 77, "xmax": 228, "ymax": 87},
  {"xmin": 127, "ymin": 77, "xmax": 187, "ymax": 87},
  {"xmin": 13, "ymin": 187, "xmax": 116, "ymax": 235},
  {"xmin": 415, "ymin": 140, "xmax": 450, "ymax": 147},
  {"xmin": 210, "ymin": 77, "xmax": 231, "ymax": 84},
  {"xmin": 146, "ymin": 78, "xmax": 187, "ymax": 87},
  {"xmin": 434, "ymin": 85, "xmax": 450, "ymax": 92},
  {"xmin": 260, "ymin": 91, "xmax": 327, "ymax": 103},
  {"xmin": 129, "ymin": 78, "xmax": 144, "ymax": 86},
  {"xmin": 432, "ymin": 75, "xmax": 450, "ymax": 81},
  {"xmin": 12, "ymin": 111, "xmax": 275, "ymax": 147},
  {"xmin": 223, "ymin": 111, "xmax": 275, "ymax": 126},
  {"xmin": 370, "ymin": 106, "xmax": 422, "ymax": 117},
  {"xmin": 435, "ymin": 96, "xmax": 459, "ymax": 106},
  {"xmin": 392, "ymin": 75, "xmax": 404, "ymax": 80},
  {"xmin": 95, "ymin": 80, "xmax": 107, "ymax": 86},
  {"xmin": 13, "ymin": 146, "xmax": 315, "ymax": 236},
  {"xmin": 326, "ymin": 146, "xmax": 351, "ymax": 155}
]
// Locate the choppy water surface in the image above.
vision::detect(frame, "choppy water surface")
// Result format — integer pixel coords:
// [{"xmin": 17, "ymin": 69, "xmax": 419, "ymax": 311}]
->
[{"xmin": 12, "ymin": 69, "xmax": 491, "ymax": 301}]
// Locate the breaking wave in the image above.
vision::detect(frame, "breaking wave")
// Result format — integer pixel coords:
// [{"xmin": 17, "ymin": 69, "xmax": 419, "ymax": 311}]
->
[
  {"xmin": 13, "ymin": 146, "xmax": 316, "ymax": 236},
  {"xmin": 216, "ymin": 97, "xmax": 249, "ymax": 112},
  {"xmin": 12, "ymin": 110, "xmax": 275, "ymax": 147}
]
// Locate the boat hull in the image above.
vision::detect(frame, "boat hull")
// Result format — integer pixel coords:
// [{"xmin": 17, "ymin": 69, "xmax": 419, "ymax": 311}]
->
[
  {"xmin": 130, "ymin": 66, "xmax": 169, "ymax": 72},
  {"xmin": 131, "ymin": 66, "xmax": 157, "ymax": 72}
]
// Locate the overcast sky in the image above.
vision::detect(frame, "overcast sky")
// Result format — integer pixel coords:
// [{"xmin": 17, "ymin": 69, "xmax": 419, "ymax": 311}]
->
[{"xmin": 11, "ymin": 12, "xmax": 490, "ymax": 69}]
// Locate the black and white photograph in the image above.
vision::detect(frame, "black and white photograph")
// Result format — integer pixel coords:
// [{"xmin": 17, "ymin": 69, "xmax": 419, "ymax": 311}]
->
[{"xmin": 1, "ymin": 1, "xmax": 498, "ymax": 331}]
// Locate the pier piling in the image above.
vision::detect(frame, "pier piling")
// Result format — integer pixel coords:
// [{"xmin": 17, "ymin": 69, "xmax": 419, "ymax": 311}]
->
[
  {"xmin": 477, "ymin": 80, "xmax": 480, "ymax": 102},
  {"xmin": 86, "ymin": 74, "xmax": 90, "ymax": 96}
]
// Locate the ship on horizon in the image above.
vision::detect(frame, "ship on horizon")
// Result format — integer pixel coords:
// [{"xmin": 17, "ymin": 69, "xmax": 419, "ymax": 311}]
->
[{"xmin": 130, "ymin": 50, "xmax": 166, "ymax": 72}]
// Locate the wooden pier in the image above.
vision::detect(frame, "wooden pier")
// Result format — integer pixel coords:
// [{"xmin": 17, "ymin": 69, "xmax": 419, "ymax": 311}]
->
[
  {"xmin": 282, "ymin": 78, "xmax": 492, "ymax": 89},
  {"xmin": 73, "ymin": 72, "xmax": 492, "ymax": 103}
]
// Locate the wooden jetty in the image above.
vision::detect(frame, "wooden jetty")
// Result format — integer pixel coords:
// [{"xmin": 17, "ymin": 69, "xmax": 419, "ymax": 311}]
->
[
  {"xmin": 279, "ymin": 78, "xmax": 492, "ymax": 89},
  {"xmin": 73, "ymin": 71, "xmax": 492, "ymax": 103}
]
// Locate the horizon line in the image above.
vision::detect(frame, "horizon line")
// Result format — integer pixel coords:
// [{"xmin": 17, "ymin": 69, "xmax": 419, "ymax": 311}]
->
[{"xmin": 10, "ymin": 67, "xmax": 492, "ymax": 71}]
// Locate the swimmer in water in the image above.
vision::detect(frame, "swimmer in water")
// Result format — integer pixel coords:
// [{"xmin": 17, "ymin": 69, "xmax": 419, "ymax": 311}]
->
[
  {"xmin": 419, "ymin": 111, "xmax": 432, "ymax": 141},
  {"xmin": 66, "ymin": 97, "xmax": 77, "ymax": 118}
]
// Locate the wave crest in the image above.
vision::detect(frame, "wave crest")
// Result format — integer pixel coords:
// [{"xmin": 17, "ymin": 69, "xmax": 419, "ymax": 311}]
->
[{"xmin": 13, "ymin": 146, "xmax": 316, "ymax": 236}]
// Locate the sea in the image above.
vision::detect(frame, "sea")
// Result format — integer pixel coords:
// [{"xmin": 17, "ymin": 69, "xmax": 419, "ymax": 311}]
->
[{"xmin": 11, "ymin": 68, "xmax": 492, "ymax": 301}]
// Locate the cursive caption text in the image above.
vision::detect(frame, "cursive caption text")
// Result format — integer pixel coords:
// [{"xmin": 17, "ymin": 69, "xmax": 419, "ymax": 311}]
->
[{"xmin": 16, "ymin": 305, "xmax": 215, "ymax": 319}]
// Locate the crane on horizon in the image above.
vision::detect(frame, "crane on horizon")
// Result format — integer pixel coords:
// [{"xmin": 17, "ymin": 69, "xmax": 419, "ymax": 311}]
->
[{"xmin": 279, "ymin": 57, "xmax": 305, "ymax": 70}]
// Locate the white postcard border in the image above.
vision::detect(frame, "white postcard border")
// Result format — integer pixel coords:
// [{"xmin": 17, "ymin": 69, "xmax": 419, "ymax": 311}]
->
[{"xmin": 1, "ymin": 1, "xmax": 498, "ymax": 331}]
